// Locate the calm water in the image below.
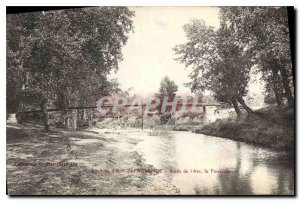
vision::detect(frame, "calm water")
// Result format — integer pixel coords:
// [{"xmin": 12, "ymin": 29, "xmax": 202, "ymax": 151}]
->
[{"xmin": 135, "ymin": 131, "xmax": 294, "ymax": 195}]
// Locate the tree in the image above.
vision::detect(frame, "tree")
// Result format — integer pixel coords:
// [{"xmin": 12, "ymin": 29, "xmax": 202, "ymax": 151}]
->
[
  {"xmin": 7, "ymin": 7, "xmax": 134, "ymax": 130},
  {"xmin": 260, "ymin": 54, "xmax": 285, "ymax": 105},
  {"xmin": 155, "ymin": 76, "xmax": 178, "ymax": 123},
  {"xmin": 174, "ymin": 20, "xmax": 254, "ymax": 116},
  {"xmin": 158, "ymin": 76, "xmax": 178, "ymax": 96},
  {"xmin": 220, "ymin": 7, "xmax": 294, "ymax": 106}
]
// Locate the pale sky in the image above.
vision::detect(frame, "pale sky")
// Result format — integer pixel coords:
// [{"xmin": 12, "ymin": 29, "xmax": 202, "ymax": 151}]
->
[
  {"xmin": 109, "ymin": 7, "xmax": 265, "ymax": 106},
  {"xmin": 110, "ymin": 7, "xmax": 220, "ymax": 96}
]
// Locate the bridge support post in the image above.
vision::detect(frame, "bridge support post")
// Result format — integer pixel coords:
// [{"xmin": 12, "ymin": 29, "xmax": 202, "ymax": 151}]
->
[{"xmin": 141, "ymin": 111, "xmax": 144, "ymax": 130}]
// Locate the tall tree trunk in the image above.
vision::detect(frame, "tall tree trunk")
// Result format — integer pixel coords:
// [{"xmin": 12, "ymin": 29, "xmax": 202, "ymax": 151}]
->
[
  {"xmin": 81, "ymin": 109, "xmax": 84, "ymax": 122},
  {"xmin": 70, "ymin": 109, "xmax": 77, "ymax": 130},
  {"xmin": 278, "ymin": 65, "xmax": 294, "ymax": 105},
  {"xmin": 58, "ymin": 87, "xmax": 71, "ymax": 129},
  {"xmin": 63, "ymin": 110, "xmax": 70, "ymax": 129},
  {"xmin": 271, "ymin": 68, "xmax": 283, "ymax": 106},
  {"xmin": 237, "ymin": 97, "xmax": 255, "ymax": 115},
  {"xmin": 88, "ymin": 109, "xmax": 93, "ymax": 126},
  {"xmin": 232, "ymin": 99, "xmax": 241, "ymax": 116},
  {"xmin": 40, "ymin": 100, "xmax": 50, "ymax": 131}
]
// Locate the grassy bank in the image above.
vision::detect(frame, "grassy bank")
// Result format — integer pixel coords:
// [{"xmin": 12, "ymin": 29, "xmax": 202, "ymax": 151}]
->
[{"xmin": 194, "ymin": 106, "xmax": 294, "ymax": 151}]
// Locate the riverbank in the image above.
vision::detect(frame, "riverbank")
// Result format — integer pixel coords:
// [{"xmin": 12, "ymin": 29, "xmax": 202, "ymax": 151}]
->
[
  {"xmin": 6, "ymin": 123, "xmax": 178, "ymax": 195},
  {"xmin": 6, "ymin": 118, "xmax": 294, "ymax": 195},
  {"xmin": 194, "ymin": 106, "xmax": 294, "ymax": 151}
]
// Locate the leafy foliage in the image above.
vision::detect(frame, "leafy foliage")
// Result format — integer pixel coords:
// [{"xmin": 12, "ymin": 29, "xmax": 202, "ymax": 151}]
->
[
  {"xmin": 174, "ymin": 7, "xmax": 294, "ymax": 116},
  {"xmin": 7, "ymin": 7, "xmax": 134, "ymax": 113},
  {"xmin": 220, "ymin": 7, "xmax": 294, "ymax": 105},
  {"xmin": 158, "ymin": 76, "xmax": 178, "ymax": 96},
  {"xmin": 174, "ymin": 20, "xmax": 252, "ymax": 110}
]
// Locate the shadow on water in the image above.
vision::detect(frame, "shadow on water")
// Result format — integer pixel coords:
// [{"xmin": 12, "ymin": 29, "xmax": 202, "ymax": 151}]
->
[
  {"xmin": 200, "ymin": 141, "xmax": 294, "ymax": 195},
  {"xmin": 156, "ymin": 135, "xmax": 178, "ymax": 184},
  {"xmin": 215, "ymin": 142, "xmax": 253, "ymax": 195}
]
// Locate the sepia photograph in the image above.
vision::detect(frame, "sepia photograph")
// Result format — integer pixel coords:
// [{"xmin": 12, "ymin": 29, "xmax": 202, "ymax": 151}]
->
[{"xmin": 6, "ymin": 6, "xmax": 295, "ymax": 195}]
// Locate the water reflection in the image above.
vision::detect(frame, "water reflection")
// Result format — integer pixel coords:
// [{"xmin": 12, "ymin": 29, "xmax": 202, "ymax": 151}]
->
[
  {"xmin": 135, "ymin": 132, "xmax": 294, "ymax": 195},
  {"xmin": 157, "ymin": 135, "xmax": 177, "ymax": 183}
]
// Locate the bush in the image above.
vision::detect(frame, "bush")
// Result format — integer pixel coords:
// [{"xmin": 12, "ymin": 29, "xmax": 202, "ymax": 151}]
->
[
  {"xmin": 143, "ymin": 116, "xmax": 160, "ymax": 128},
  {"xmin": 160, "ymin": 113, "xmax": 172, "ymax": 124}
]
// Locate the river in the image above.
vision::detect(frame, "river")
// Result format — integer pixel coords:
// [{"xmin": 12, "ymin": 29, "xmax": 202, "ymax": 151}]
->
[{"xmin": 133, "ymin": 131, "xmax": 294, "ymax": 195}]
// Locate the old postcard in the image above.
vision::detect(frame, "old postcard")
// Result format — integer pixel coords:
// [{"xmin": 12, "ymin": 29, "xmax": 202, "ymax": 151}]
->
[{"xmin": 6, "ymin": 6, "xmax": 295, "ymax": 195}]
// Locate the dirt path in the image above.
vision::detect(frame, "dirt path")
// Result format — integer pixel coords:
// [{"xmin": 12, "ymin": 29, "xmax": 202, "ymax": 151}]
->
[{"xmin": 6, "ymin": 124, "xmax": 179, "ymax": 195}]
